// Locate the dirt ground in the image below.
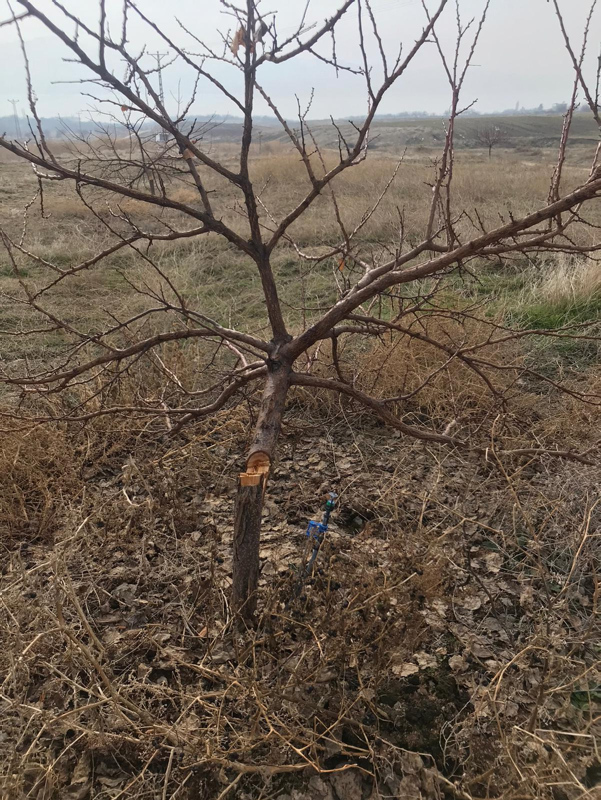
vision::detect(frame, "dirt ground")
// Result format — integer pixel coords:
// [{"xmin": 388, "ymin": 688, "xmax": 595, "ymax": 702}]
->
[{"xmin": 0, "ymin": 396, "xmax": 599, "ymax": 799}]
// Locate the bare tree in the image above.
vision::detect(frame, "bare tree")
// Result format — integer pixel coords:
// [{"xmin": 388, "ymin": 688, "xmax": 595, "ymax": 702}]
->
[
  {"xmin": 474, "ymin": 123, "xmax": 509, "ymax": 158},
  {"xmin": 1, "ymin": 0, "xmax": 600, "ymax": 621}
]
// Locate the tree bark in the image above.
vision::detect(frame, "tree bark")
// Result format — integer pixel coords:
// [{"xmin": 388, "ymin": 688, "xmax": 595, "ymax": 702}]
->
[
  {"xmin": 232, "ymin": 361, "xmax": 291, "ymax": 620},
  {"xmin": 232, "ymin": 481, "xmax": 263, "ymax": 619}
]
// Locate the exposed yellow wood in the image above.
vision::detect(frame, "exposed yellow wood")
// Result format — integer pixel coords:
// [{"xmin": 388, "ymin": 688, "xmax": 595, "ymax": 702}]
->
[
  {"xmin": 239, "ymin": 472, "xmax": 262, "ymax": 487},
  {"xmin": 247, "ymin": 451, "xmax": 271, "ymax": 474}
]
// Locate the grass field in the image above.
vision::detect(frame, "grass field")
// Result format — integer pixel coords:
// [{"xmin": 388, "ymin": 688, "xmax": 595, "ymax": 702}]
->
[
  {"xmin": 1, "ymin": 135, "xmax": 598, "ymax": 347},
  {"xmin": 0, "ymin": 123, "xmax": 600, "ymax": 799},
  {"xmin": 198, "ymin": 113, "xmax": 601, "ymax": 153}
]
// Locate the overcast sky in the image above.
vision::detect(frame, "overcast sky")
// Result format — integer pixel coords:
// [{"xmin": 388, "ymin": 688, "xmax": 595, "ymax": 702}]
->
[{"xmin": 0, "ymin": 0, "xmax": 599, "ymax": 121}]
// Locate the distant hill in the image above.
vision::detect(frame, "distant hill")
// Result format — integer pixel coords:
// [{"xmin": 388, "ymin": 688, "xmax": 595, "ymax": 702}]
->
[
  {"xmin": 0, "ymin": 116, "xmax": 125, "ymax": 139},
  {"xmin": 271, "ymin": 114, "xmax": 600, "ymax": 153},
  {"xmin": 1, "ymin": 112, "xmax": 598, "ymax": 151}
]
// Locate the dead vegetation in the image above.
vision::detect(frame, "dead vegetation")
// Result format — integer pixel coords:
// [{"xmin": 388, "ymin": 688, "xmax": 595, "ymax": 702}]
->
[
  {"xmin": 1, "ymin": 0, "xmax": 601, "ymax": 795},
  {"xmin": 0, "ymin": 328, "xmax": 599, "ymax": 798},
  {"xmin": 1, "ymin": 140, "xmax": 600, "ymax": 797},
  {"xmin": 0, "ymin": 143, "xmax": 600, "ymax": 799}
]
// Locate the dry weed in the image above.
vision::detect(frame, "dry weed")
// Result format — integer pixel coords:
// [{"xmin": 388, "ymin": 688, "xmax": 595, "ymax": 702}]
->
[
  {"xmin": 0, "ymin": 141, "xmax": 600, "ymax": 799},
  {"xmin": 0, "ymin": 425, "xmax": 82, "ymax": 543},
  {"xmin": 529, "ymin": 256, "xmax": 601, "ymax": 308},
  {"xmin": 351, "ymin": 316, "xmax": 520, "ymax": 424},
  {"xmin": 0, "ymin": 406, "xmax": 598, "ymax": 799}
]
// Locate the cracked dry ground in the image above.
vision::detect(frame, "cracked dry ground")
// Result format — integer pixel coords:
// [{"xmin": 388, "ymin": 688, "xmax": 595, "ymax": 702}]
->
[{"xmin": 0, "ymin": 407, "xmax": 599, "ymax": 799}]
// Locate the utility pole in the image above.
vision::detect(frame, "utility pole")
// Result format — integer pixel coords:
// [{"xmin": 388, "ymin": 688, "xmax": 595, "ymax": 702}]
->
[
  {"xmin": 150, "ymin": 52, "xmax": 170, "ymax": 143},
  {"xmin": 9, "ymin": 99, "xmax": 22, "ymax": 139},
  {"xmin": 151, "ymin": 52, "xmax": 167, "ymax": 107}
]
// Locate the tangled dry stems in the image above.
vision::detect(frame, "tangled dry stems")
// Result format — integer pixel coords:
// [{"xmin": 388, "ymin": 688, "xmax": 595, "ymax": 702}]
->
[{"xmin": 0, "ymin": 336, "xmax": 599, "ymax": 799}]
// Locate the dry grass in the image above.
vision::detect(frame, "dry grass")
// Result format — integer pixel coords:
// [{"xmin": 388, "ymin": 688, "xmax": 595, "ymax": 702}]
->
[
  {"xmin": 526, "ymin": 256, "xmax": 601, "ymax": 312},
  {"xmin": 0, "ymin": 303, "xmax": 599, "ymax": 798},
  {"xmin": 356, "ymin": 316, "xmax": 521, "ymax": 418},
  {"xmin": 0, "ymin": 425, "xmax": 82, "ymax": 543},
  {"xmin": 248, "ymin": 151, "xmax": 583, "ymax": 247},
  {"xmin": 3, "ymin": 141, "xmax": 599, "ymax": 250},
  {"xmin": 0, "ymin": 391, "xmax": 598, "ymax": 799},
  {"xmin": 0, "ymin": 136, "xmax": 600, "ymax": 798}
]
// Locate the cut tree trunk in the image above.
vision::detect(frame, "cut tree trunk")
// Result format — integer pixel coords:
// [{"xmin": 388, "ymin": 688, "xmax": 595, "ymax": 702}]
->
[
  {"xmin": 232, "ymin": 480, "xmax": 263, "ymax": 619},
  {"xmin": 232, "ymin": 361, "xmax": 291, "ymax": 620}
]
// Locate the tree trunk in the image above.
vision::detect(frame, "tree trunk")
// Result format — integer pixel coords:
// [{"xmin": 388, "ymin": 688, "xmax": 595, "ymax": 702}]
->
[
  {"xmin": 232, "ymin": 481, "xmax": 263, "ymax": 619},
  {"xmin": 232, "ymin": 362, "xmax": 291, "ymax": 620}
]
